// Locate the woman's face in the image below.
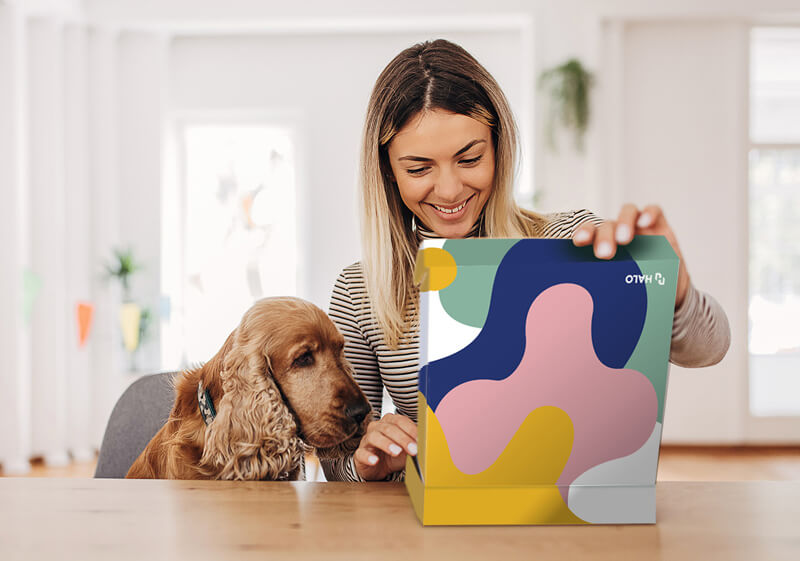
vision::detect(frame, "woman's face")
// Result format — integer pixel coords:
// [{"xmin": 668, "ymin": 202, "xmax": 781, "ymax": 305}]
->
[{"xmin": 386, "ymin": 109, "xmax": 495, "ymax": 239}]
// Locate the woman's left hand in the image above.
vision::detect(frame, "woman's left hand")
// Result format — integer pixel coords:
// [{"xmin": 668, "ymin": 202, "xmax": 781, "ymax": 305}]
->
[{"xmin": 572, "ymin": 204, "xmax": 691, "ymax": 308}]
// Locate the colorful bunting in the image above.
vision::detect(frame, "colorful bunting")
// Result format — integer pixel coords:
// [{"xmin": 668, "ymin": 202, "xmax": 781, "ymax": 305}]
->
[
  {"xmin": 76, "ymin": 301, "xmax": 94, "ymax": 348},
  {"xmin": 22, "ymin": 270, "xmax": 42, "ymax": 326},
  {"xmin": 159, "ymin": 295, "xmax": 171, "ymax": 321},
  {"xmin": 119, "ymin": 302, "xmax": 141, "ymax": 352}
]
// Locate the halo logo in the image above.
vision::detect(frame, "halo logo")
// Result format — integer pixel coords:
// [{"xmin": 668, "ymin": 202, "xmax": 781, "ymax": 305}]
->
[{"xmin": 625, "ymin": 272, "xmax": 666, "ymax": 286}]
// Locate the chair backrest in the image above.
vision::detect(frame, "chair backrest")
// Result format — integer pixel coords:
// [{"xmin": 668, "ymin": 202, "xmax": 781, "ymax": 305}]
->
[{"xmin": 94, "ymin": 371, "xmax": 179, "ymax": 478}]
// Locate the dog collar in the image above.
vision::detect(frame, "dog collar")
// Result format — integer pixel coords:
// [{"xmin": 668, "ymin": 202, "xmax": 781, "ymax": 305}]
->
[{"xmin": 197, "ymin": 381, "xmax": 217, "ymax": 425}]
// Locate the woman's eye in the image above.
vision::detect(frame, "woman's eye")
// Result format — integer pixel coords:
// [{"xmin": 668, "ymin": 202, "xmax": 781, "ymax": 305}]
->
[
  {"xmin": 460, "ymin": 155, "xmax": 482, "ymax": 165},
  {"xmin": 406, "ymin": 155, "xmax": 482, "ymax": 176},
  {"xmin": 293, "ymin": 352, "xmax": 314, "ymax": 368}
]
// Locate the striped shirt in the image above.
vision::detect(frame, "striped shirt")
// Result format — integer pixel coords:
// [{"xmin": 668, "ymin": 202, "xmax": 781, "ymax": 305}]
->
[{"xmin": 320, "ymin": 208, "xmax": 731, "ymax": 482}]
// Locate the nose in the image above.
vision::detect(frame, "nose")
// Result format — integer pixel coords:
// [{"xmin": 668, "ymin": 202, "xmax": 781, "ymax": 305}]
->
[
  {"xmin": 345, "ymin": 400, "xmax": 371, "ymax": 425},
  {"xmin": 433, "ymin": 167, "xmax": 462, "ymax": 203}
]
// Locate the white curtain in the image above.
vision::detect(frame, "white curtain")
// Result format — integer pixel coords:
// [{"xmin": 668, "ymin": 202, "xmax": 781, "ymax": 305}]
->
[{"xmin": 0, "ymin": 8, "xmax": 156, "ymax": 474}]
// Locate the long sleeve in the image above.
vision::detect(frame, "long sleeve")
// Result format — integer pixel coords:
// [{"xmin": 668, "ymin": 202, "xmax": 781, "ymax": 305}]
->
[
  {"xmin": 669, "ymin": 281, "xmax": 731, "ymax": 367},
  {"xmin": 321, "ymin": 266, "xmax": 405, "ymax": 482}
]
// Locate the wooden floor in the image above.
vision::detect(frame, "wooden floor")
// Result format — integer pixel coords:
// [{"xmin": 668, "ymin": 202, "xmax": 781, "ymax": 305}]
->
[{"xmin": 2, "ymin": 446, "xmax": 800, "ymax": 480}]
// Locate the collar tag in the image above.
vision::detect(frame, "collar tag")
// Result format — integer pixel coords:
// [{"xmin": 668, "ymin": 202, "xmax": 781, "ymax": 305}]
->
[{"xmin": 197, "ymin": 381, "xmax": 217, "ymax": 426}]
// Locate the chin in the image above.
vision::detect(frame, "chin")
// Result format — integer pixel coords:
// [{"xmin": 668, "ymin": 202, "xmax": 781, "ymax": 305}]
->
[
  {"xmin": 309, "ymin": 417, "xmax": 370, "ymax": 459},
  {"xmin": 430, "ymin": 217, "xmax": 475, "ymax": 238}
]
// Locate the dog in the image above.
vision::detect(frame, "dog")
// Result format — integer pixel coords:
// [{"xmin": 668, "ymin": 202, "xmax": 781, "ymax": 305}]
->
[{"xmin": 126, "ymin": 296, "xmax": 372, "ymax": 480}]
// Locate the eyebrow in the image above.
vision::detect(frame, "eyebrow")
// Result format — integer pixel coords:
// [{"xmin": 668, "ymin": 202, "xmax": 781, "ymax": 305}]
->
[{"xmin": 398, "ymin": 139, "xmax": 486, "ymax": 162}]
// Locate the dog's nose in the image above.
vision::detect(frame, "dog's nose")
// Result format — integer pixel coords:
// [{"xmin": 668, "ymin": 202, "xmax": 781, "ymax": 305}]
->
[{"xmin": 345, "ymin": 401, "xmax": 371, "ymax": 425}]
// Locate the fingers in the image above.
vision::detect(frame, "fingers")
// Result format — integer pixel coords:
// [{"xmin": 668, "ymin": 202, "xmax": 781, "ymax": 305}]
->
[
  {"xmin": 637, "ymin": 204, "xmax": 663, "ymax": 229},
  {"xmin": 381, "ymin": 419, "xmax": 417, "ymax": 456},
  {"xmin": 384, "ymin": 413, "xmax": 418, "ymax": 443},
  {"xmin": 615, "ymin": 203, "xmax": 638, "ymax": 244},
  {"xmin": 593, "ymin": 221, "xmax": 617, "ymax": 259},
  {"xmin": 573, "ymin": 221, "xmax": 617, "ymax": 259},
  {"xmin": 360, "ymin": 414, "xmax": 417, "ymax": 458},
  {"xmin": 572, "ymin": 222, "xmax": 595, "ymax": 247},
  {"xmin": 574, "ymin": 203, "xmax": 667, "ymax": 260},
  {"xmin": 353, "ymin": 413, "xmax": 419, "ymax": 480},
  {"xmin": 354, "ymin": 445, "xmax": 381, "ymax": 468},
  {"xmin": 363, "ymin": 426, "xmax": 408, "ymax": 459}
]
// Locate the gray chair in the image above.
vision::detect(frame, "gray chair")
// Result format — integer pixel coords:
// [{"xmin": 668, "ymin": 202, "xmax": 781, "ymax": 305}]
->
[{"xmin": 94, "ymin": 371, "xmax": 179, "ymax": 478}]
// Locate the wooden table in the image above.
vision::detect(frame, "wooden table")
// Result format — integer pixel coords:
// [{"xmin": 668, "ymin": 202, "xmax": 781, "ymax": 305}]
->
[{"xmin": 0, "ymin": 479, "xmax": 798, "ymax": 560}]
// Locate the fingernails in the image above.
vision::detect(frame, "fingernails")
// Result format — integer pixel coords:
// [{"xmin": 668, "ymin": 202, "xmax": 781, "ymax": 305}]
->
[
  {"xmin": 368, "ymin": 455, "xmax": 378, "ymax": 465},
  {"xmin": 574, "ymin": 230, "xmax": 591, "ymax": 243},
  {"xmin": 615, "ymin": 224, "xmax": 631, "ymax": 244},
  {"xmin": 389, "ymin": 444, "xmax": 402, "ymax": 456},
  {"xmin": 596, "ymin": 242, "xmax": 613, "ymax": 258},
  {"xmin": 408, "ymin": 442, "xmax": 418, "ymax": 455},
  {"xmin": 637, "ymin": 213, "xmax": 652, "ymax": 228}
]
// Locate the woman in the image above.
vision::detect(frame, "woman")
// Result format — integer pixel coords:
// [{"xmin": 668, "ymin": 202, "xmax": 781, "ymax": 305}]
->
[{"xmin": 320, "ymin": 39, "xmax": 730, "ymax": 482}]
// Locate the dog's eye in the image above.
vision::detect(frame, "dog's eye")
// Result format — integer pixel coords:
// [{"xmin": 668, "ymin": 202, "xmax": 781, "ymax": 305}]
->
[{"xmin": 293, "ymin": 351, "xmax": 314, "ymax": 368}]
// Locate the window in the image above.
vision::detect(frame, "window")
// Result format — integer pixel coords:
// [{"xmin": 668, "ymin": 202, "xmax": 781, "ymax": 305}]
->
[
  {"xmin": 177, "ymin": 124, "xmax": 298, "ymax": 366},
  {"xmin": 748, "ymin": 28, "xmax": 800, "ymax": 416}
]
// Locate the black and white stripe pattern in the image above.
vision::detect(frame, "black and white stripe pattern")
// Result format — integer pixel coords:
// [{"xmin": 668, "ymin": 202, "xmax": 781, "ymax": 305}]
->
[{"xmin": 319, "ymin": 208, "xmax": 730, "ymax": 482}]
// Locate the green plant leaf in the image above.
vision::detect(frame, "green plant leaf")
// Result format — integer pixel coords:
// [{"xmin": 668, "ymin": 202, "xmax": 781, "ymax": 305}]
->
[{"xmin": 537, "ymin": 58, "xmax": 595, "ymax": 152}]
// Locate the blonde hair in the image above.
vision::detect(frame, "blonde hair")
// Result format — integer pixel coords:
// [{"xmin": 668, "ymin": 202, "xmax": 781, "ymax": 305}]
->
[{"xmin": 360, "ymin": 39, "xmax": 548, "ymax": 349}]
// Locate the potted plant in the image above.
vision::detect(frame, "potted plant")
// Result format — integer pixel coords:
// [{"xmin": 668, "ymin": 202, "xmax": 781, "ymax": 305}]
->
[
  {"xmin": 103, "ymin": 247, "xmax": 146, "ymax": 370},
  {"xmin": 103, "ymin": 247, "xmax": 141, "ymax": 302},
  {"xmin": 537, "ymin": 58, "xmax": 595, "ymax": 152}
]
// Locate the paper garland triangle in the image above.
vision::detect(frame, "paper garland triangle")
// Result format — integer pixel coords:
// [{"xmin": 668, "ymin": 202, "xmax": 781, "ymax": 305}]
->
[
  {"xmin": 22, "ymin": 270, "xmax": 42, "ymax": 326},
  {"xmin": 76, "ymin": 301, "xmax": 94, "ymax": 348}
]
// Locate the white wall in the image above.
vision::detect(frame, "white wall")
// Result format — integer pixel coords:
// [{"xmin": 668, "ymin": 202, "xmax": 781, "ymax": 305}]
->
[
  {"xmin": 117, "ymin": 31, "xmax": 168, "ymax": 372},
  {"xmin": 27, "ymin": 16, "xmax": 70, "ymax": 464},
  {"xmin": 167, "ymin": 28, "xmax": 530, "ymax": 310},
  {"xmin": 86, "ymin": 26, "xmax": 126, "ymax": 448},
  {"xmin": 610, "ymin": 21, "xmax": 750, "ymax": 443},
  {"xmin": 0, "ymin": 3, "xmax": 33, "ymax": 474}
]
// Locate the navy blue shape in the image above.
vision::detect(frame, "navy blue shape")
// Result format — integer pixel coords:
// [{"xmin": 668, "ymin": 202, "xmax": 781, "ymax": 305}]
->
[{"xmin": 420, "ymin": 239, "xmax": 647, "ymax": 411}]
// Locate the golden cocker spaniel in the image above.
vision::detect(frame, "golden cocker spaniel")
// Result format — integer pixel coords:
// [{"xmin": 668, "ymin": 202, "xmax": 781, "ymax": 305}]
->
[{"xmin": 126, "ymin": 296, "xmax": 372, "ymax": 480}]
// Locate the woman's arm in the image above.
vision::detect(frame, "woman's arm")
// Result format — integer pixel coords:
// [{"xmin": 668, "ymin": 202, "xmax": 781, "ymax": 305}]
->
[
  {"xmin": 320, "ymin": 266, "xmax": 385, "ymax": 482},
  {"xmin": 669, "ymin": 282, "xmax": 731, "ymax": 367}
]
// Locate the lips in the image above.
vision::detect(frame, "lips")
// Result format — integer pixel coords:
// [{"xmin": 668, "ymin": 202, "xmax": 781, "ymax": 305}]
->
[{"xmin": 427, "ymin": 194, "xmax": 475, "ymax": 219}]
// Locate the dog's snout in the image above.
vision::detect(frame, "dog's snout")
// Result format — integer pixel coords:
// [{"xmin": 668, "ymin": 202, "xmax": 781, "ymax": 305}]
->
[{"xmin": 345, "ymin": 401, "xmax": 370, "ymax": 425}]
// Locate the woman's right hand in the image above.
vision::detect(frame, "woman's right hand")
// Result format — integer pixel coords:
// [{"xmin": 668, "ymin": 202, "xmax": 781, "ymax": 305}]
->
[{"xmin": 354, "ymin": 412, "xmax": 417, "ymax": 481}]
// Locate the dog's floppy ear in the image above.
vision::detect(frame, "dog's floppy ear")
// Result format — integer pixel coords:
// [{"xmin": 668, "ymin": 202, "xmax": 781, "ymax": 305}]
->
[{"xmin": 198, "ymin": 325, "xmax": 307, "ymax": 480}]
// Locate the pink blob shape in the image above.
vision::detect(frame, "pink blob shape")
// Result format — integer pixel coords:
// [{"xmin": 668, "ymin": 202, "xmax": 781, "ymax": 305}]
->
[{"xmin": 434, "ymin": 283, "xmax": 657, "ymax": 498}]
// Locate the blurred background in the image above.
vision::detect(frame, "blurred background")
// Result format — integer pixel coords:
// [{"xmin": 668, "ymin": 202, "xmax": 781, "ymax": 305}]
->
[{"xmin": 0, "ymin": 0, "xmax": 799, "ymax": 477}]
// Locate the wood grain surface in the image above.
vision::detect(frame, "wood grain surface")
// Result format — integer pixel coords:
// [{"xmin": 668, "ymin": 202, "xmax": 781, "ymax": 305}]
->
[{"xmin": 1, "ymin": 479, "xmax": 798, "ymax": 561}]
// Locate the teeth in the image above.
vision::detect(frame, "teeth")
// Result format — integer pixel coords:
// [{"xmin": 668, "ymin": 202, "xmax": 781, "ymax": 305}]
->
[{"xmin": 432, "ymin": 200, "xmax": 468, "ymax": 214}]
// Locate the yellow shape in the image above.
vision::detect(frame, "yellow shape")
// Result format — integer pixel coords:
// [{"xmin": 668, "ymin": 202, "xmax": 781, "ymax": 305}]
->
[
  {"xmin": 414, "ymin": 247, "xmax": 457, "ymax": 292},
  {"xmin": 119, "ymin": 302, "xmax": 141, "ymax": 352},
  {"xmin": 405, "ymin": 392, "xmax": 587, "ymax": 525}
]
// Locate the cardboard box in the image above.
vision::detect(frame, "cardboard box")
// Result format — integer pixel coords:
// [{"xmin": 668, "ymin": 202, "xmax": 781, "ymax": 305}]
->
[{"xmin": 406, "ymin": 236, "xmax": 679, "ymax": 525}]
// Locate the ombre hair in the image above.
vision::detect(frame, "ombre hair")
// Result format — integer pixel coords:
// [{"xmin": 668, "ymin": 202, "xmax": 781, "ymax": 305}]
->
[{"xmin": 360, "ymin": 39, "xmax": 548, "ymax": 349}]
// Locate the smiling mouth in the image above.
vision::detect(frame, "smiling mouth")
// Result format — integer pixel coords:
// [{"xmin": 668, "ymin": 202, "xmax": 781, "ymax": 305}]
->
[{"xmin": 427, "ymin": 194, "xmax": 474, "ymax": 215}]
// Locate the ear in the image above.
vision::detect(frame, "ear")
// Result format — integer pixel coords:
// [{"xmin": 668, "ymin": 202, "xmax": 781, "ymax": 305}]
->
[{"xmin": 198, "ymin": 327, "xmax": 307, "ymax": 480}]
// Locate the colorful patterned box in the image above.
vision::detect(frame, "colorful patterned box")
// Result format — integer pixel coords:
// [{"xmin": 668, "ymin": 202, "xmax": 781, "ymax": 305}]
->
[{"xmin": 406, "ymin": 235, "xmax": 679, "ymax": 525}]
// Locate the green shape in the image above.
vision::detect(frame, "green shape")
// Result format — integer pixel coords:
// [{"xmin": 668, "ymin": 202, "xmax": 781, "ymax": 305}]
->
[
  {"xmin": 622, "ymin": 236, "xmax": 680, "ymax": 423},
  {"xmin": 23, "ymin": 269, "xmax": 42, "ymax": 327},
  {"xmin": 440, "ymin": 239, "xmax": 520, "ymax": 328}
]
